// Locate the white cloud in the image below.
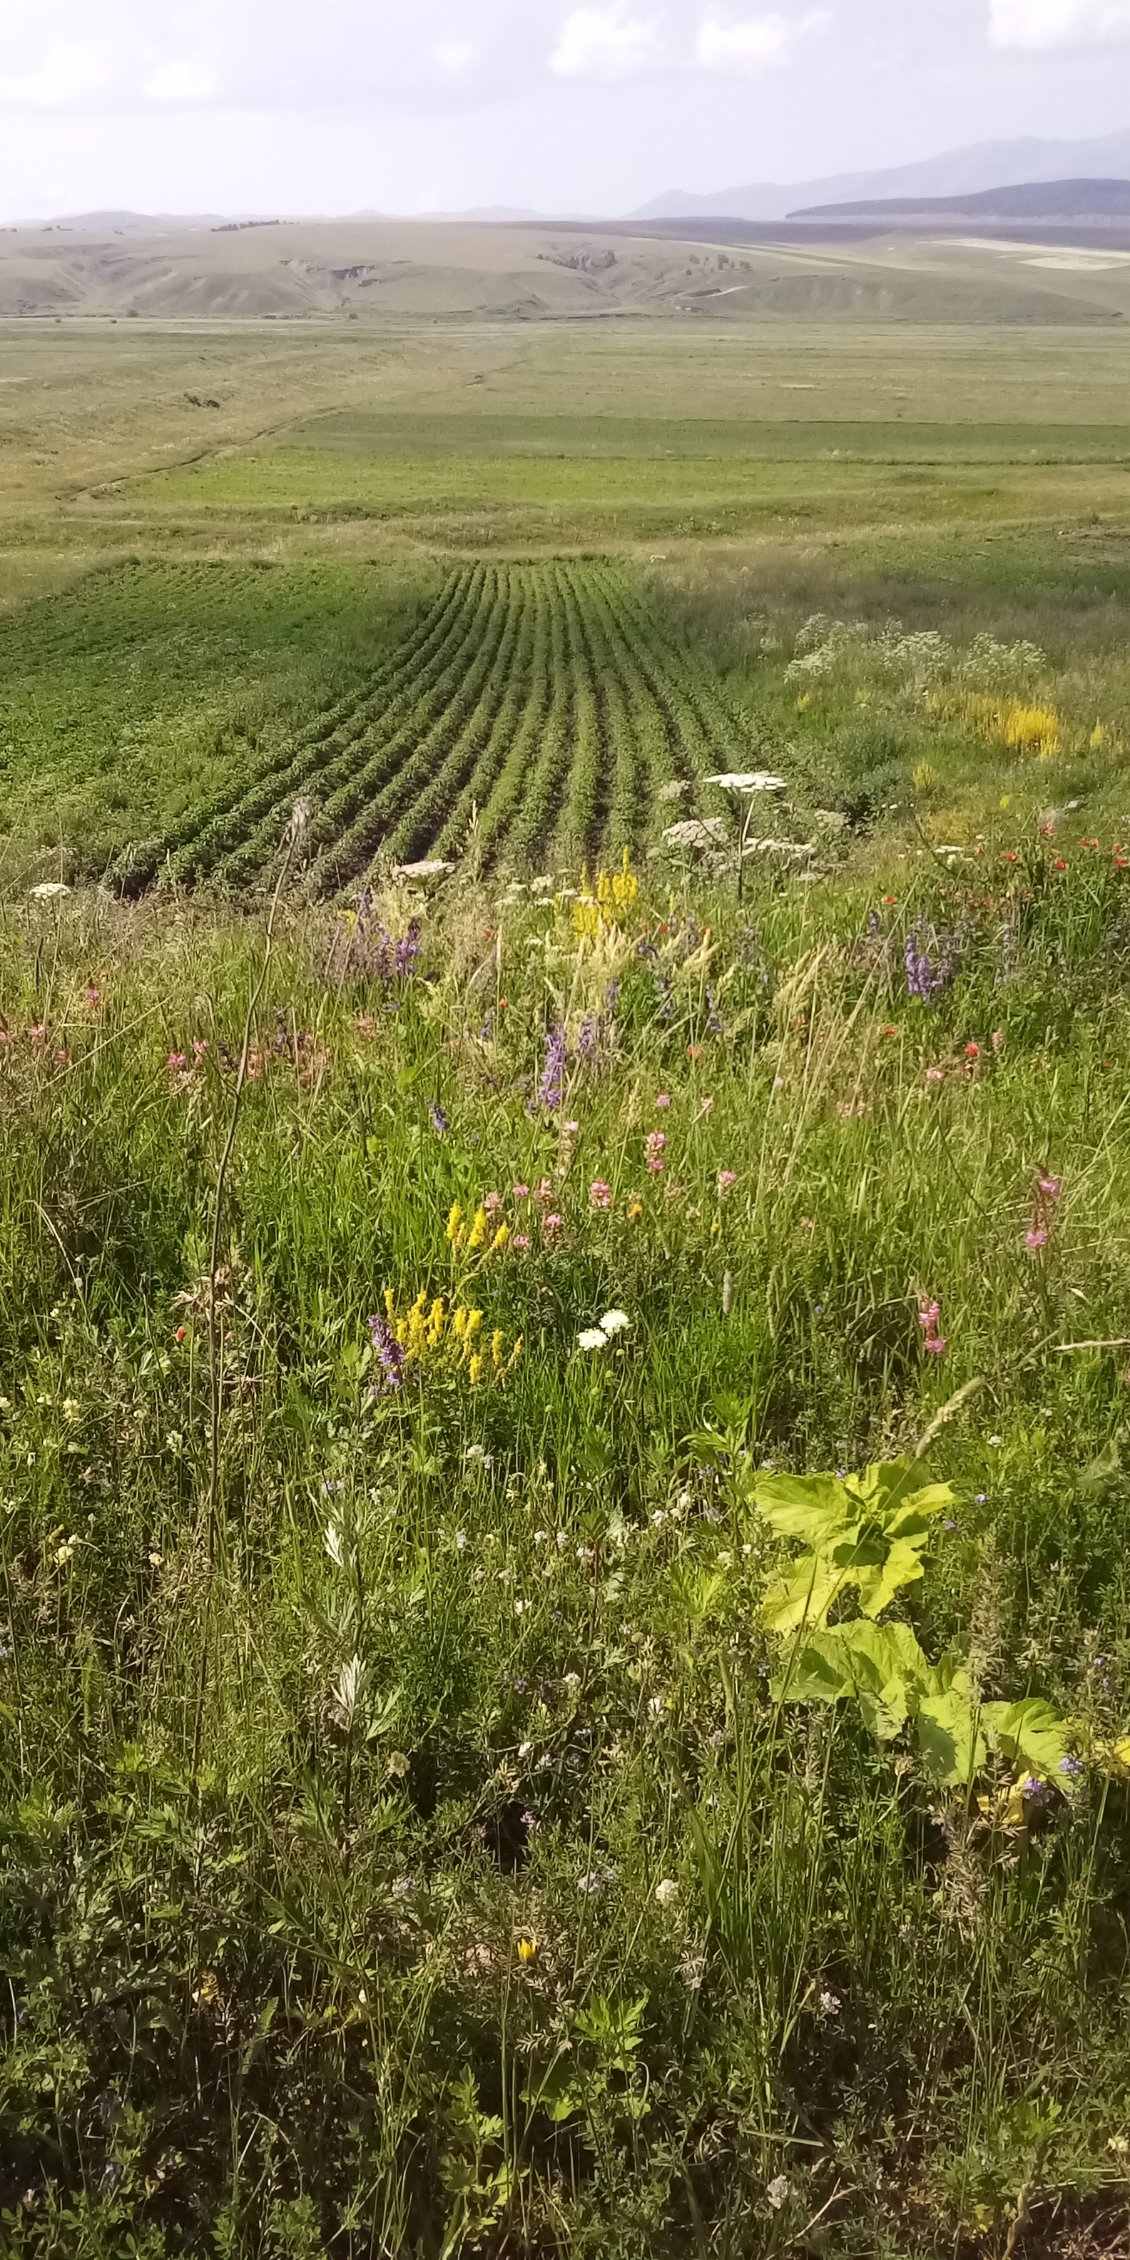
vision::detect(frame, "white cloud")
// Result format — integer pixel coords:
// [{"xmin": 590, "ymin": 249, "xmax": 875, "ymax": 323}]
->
[
  {"xmin": 433, "ymin": 40, "xmax": 475, "ymax": 73},
  {"xmin": 0, "ymin": 39, "xmax": 108, "ymax": 108},
  {"xmin": 550, "ymin": 5, "xmax": 664, "ymax": 79},
  {"xmin": 143, "ymin": 60, "xmax": 218, "ymax": 102},
  {"xmin": 696, "ymin": 7, "xmax": 828, "ymax": 70},
  {"xmin": 989, "ymin": 0, "xmax": 1130, "ymax": 43}
]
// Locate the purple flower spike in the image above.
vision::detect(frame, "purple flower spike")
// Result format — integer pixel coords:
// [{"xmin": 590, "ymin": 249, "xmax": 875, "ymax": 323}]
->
[
  {"xmin": 539, "ymin": 1025, "xmax": 567, "ymax": 1112},
  {"xmin": 367, "ymin": 1313, "xmax": 406, "ymax": 1394}
]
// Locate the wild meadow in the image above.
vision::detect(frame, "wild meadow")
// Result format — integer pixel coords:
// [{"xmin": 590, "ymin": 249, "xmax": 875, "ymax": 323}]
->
[
  {"xmin": 2, "ymin": 312, "xmax": 1130, "ymax": 2257},
  {"xmin": 4, "ymin": 816, "xmax": 1130, "ymax": 2258}
]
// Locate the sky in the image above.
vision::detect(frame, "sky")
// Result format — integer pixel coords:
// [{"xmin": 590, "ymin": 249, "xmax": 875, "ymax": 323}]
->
[{"xmin": 1, "ymin": 0, "xmax": 1129, "ymax": 221}]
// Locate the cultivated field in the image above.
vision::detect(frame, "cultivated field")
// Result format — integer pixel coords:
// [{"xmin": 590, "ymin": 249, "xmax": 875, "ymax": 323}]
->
[{"xmin": 3, "ymin": 283, "xmax": 1130, "ymax": 2259}]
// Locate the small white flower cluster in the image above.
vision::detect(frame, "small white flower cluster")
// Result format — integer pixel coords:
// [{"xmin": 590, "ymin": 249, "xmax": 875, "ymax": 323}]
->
[{"xmin": 576, "ymin": 1310, "xmax": 631, "ymax": 1353}]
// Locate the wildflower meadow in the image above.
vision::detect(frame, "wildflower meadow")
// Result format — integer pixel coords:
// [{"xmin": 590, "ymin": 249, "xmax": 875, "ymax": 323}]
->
[
  {"xmin": 4, "ymin": 310, "xmax": 1130, "ymax": 2259},
  {"xmin": 3, "ymin": 823, "xmax": 1130, "ymax": 2259}
]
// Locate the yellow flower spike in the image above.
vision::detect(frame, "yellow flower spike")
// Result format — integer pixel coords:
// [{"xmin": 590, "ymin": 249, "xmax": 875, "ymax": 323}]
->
[
  {"xmin": 1091, "ymin": 721, "xmax": 1108, "ymax": 752},
  {"xmin": 446, "ymin": 1203, "xmax": 463, "ymax": 1245},
  {"xmin": 506, "ymin": 1336, "xmax": 524, "ymax": 1372},
  {"xmin": 468, "ymin": 1353, "xmax": 484, "ymax": 1387},
  {"xmin": 427, "ymin": 1298, "xmax": 446, "ymax": 1345},
  {"xmin": 452, "ymin": 1307, "xmax": 468, "ymax": 1341},
  {"xmin": 384, "ymin": 1286, "xmax": 396, "ymax": 1323},
  {"xmin": 491, "ymin": 1329, "xmax": 505, "ymax": 1368},
  {"xmin": 489, "ymin": 1223, "xmax": 509, "ymax": 1255},
  {"xmin": 467, "ymin": 1309, "xmax": 483, "ymax": 1340},
  {"xmin": 467, "ymin": 1206, "xmax": 489, "ymax": 1252},
  {"xmin": 395, "ymin": 1320, "xmax": 409, "ymax": 1348}
]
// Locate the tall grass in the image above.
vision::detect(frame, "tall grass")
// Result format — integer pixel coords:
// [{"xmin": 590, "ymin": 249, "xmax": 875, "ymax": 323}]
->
[{"xmin": 2, "ymin": 841, "xmax": 1129, "ymax": 2257}]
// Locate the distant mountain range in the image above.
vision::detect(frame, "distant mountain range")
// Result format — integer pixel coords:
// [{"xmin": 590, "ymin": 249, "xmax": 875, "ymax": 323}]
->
[
  {"xmin": 795, "ymin": 177, "xmax": 1130, "ymax": 225},
  {"xmin": 634, "ymin": 127, "xmax": 1130, "ymax": 223}
]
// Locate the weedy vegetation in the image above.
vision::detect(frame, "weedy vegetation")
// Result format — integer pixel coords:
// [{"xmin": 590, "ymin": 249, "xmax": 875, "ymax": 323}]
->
[{"xmin": 2, "ymin": 308, "xmax": 1130, "ymax": 2259}]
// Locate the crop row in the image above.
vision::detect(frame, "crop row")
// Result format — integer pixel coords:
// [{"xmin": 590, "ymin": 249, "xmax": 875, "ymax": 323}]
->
[{"xmin": 135, "ymin": 561, "xmax": 752, "ymax": 895}]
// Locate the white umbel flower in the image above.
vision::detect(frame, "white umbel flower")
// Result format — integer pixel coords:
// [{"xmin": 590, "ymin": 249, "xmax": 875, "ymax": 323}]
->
[
  {"xmin": 599, "ymin": 1310, "xmax": 631, "ymax": 1336},
  {"xmin": 705, "ymin": 772, "xmax": 788, "ymax": 793},
  {"xmin": 577, "ymin": 1327, "xmax": 609, "ymax": 1352}
]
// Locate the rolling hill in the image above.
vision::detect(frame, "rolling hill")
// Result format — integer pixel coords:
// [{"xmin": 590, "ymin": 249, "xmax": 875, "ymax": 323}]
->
[
  {"xmin": 2, "ymin": 216, "xmax": 1130, "ymax": 328},
  {"xmin": 636, "ymin": 126, "xmax": 1130, "ymax": 223},
  {"xmin": 794, "ymin": 179, "xmax": 1130, "ymax": 225}
]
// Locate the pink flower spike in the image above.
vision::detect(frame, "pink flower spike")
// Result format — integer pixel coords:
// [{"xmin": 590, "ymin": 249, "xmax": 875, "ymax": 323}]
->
[
  {"xmin": 512, "ymin": 1184, "xmax": 530, "ymax": 1201},
  {"xmin": 543, "ymin": 1213, "xmax": 563, "ymax": 1238},
  {"xmin": 924, "ymin": 1335, "xmax": 947, "ymax": 1356},
  {"xmin": 655, "ymin": 1093, "xmax": 671, "ymax": 1111},
  {"xmin": 717, "ymin": 1170, "xmax": 738, "ymax": 1198},
  {"xmin": 1026, "ymin": 1229, "xmax": 1049, "ymax": 1253},
  {"xmin": 925, "ymin": 1067, "xmax": 944, "ymax": 1084},
  {"xmin": 1038, "ymin": 1176, "xmax": 1061, "ymax": 1201},
  {"xmin": 483, "ymin": 1192, "xmax": 503, "ymax": 1217},
  {"xmin": 563, "ymin": 1120, "xmax": 580, "ymax": 1136},
  {"xmin": 513, "ymin": 1234, "xmax": 531, "ymax": 1251},
  {"xmin": 589, "ymin": 1179, "xmax": 612, "ymax": 1211}
]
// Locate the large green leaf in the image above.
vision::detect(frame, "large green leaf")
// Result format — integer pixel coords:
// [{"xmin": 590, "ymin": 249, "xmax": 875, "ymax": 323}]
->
[
  {"xmin": 772, "ymin": 1635, "xmax": 855, "ymax": 1706},
  {"xmin": 854, "ymin": 1537, "xmax": 930, "ymax": 1618},
  {"xmin": 915, "ymin": 1671, "xmax": 986, "ymax": 1787},
  {"xmin": 762, "ymin": 1557, "xmax": 845, "ymax": 1633},
  {"xmin": 773, "ymin": 1621, "xmax": 930, "ymax": 1738},
  {"xmin": 834, "ymin": 1619, "xmax": 929, "ymax": 1737},
  {"xmin": 753, "ymin": 1474, "xmax": 851, "ymax": 1546},
  {"xmin": 983, "ymin": 1699, "xmax": 1070, "ymax": 1781}
]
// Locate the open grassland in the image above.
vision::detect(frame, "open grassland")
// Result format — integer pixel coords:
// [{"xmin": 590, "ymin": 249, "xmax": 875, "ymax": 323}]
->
[{"xmin": 3, "ymin": 306, "xmax": 1130, "ymax": 2257}]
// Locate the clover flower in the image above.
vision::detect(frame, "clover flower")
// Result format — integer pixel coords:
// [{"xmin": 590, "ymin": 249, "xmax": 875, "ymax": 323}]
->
[
  {"xmin": 590, "ymin": 1179, "xmax": 612, "ymax": 1210},
  {"xmin": 645, "ymin": 1131, "xmax": 666, "ymax": 1175}
]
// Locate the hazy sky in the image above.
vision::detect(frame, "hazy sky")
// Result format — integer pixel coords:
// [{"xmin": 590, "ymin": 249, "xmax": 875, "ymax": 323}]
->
[{"xmin": 1, "ymin": 0, "xmax": 1129, "ymax": 220}]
